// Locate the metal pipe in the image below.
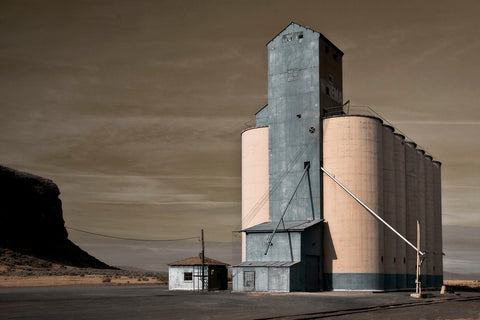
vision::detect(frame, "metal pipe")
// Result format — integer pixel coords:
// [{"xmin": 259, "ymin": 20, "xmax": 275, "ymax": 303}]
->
[
  {"xmin": 264, "ymin": 164, "xmax": 310, "ymax": 255},
  {"xmin": 321, "ymin": 166, "xmax": 424, "ymax": 256},
  {"xmin": 306, "ymin": 164, "xmax": 316, "ymax": 220}
]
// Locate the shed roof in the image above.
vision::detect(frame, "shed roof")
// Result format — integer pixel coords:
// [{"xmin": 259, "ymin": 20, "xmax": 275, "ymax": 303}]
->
[
  {"xmin": 168, "ymin": 256, "xmax": 229, "ymax": 266},
  {"xmin": 235, "ymin": 261, "xmax": 299, "ymax": 267},
  {"xmin": 244, "ymin": 219, "xmax": 323, "ymax": 233}
]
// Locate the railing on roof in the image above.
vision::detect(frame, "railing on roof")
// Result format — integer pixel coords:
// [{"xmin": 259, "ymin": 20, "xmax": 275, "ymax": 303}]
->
[
  {"xmin": 334, "ymin": 104, "xmax": 433, "ymax": 158},
  {"xmin": 242, "ymin": 102, "xmax": 435, "ymax": 159}
]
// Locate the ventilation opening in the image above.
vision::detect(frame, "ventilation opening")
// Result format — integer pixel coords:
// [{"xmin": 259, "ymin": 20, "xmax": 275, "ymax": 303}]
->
[
  {"xmin": 283, "ymin": 34, "xmax": 293, "ymax": 42},
  {"xmin": 304, "ymin": 161, "xmax": 310, "ymax": 169},
  {"xmin": 296, "ymin": 114, "xmax": 302, "ymax": 118}
]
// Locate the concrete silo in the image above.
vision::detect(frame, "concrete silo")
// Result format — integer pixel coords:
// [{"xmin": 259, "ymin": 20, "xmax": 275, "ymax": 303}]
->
[
  {"xmin": 415, "ymin": 149, "xmax": 427, "ymax": 284},
  {"xmin": 382, "ymin": 125, "xmax": 396, "ymax": 290},
  {"xmin": 393, "ymin": 133, "xmax": 407, "ymax": 288},
  {"xmin": 241, "ymin": 127, "xmax": 270, "ymax": 261},
  {"xmin": 323, "ymin": 115, "xmax": 384, "ymax": 290},
  {"xmin": 424, "ymin": 155, "xmax": 435, "ymax": 287},
  {"xmin": 405, "ymin": 141, "xmax": 418, "ymax": 288},
  {"xmin": 432, "ymin": 161, "xmax": 443, "ymax": 287}
]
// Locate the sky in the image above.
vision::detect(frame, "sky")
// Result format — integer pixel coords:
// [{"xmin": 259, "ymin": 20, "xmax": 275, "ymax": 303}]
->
[{"xmin": 1, "ymin": 0, "xmax": 479, "ymax": 276}]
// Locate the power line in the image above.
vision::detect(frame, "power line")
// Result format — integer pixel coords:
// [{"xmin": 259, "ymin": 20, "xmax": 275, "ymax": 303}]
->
[{"xmin": 66, "ymin": 226, "xmax": 200, "ymax": 242}]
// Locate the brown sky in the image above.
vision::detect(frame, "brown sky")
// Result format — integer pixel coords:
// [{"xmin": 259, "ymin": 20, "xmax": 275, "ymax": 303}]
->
[{"xmin": 1, "ymin": 0, "xmax": 479, "ymax": 274}]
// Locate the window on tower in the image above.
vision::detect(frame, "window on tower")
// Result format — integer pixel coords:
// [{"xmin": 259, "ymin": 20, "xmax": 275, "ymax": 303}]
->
[{"xmin": 283, "ymin": 34, "xmax": 293, "ymax": 42}]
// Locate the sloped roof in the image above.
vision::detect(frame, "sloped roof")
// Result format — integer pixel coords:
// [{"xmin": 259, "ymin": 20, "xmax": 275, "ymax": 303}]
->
[
  {"xmin": 235, "ymin": 261, "xmax": 299, "ymax": 267},
  {"xmin": 244, "ymin": 219, "xmax": 323, "ymax": 233},
  {"xmin": 266, "ymin": 22, "xmax": 344, "ymax": 56},
  {"xmin": 168, "ymin": 256, "xmax": 229, "ymax": 266}
]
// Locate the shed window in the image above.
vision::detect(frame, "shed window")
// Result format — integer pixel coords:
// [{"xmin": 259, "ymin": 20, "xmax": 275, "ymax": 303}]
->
[{"xmin": 184, "ymin": 272, "xmax": 192, "ymax": 281}]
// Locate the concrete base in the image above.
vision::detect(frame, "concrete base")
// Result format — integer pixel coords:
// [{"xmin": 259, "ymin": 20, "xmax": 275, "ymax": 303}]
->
[{"xmin": 325, "ymin": 273, "xmax": 384, "ymax": 291}]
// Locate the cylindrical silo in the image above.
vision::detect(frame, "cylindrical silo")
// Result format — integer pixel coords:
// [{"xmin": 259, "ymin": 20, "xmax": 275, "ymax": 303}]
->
[
  {"xmin": 393, "ymin": 133, "xmax": 407, "ymax": 289},
  {"xmin": 416, "ymin": 149, "xmax": 427, "ymax": 285},
  {"xmin": 241, "ymin": 126, "xmax": 270, "ymax": 261},
  {"xmin": 432, "ymin": 161, "xmax": 443, "ymax": 287},
  {"xmin": 382, "ymin": 125, "xmax": 396, "ymax": 290},
  {"xmin": 323, "ymin": 116, "xmax": 384, "ymax": 290},
  {"xmin": 424, "ymin": 155, "xmax": 435, "ymax": 287},
  {"xmin": 404, "ymin": 141, "xmax": 418, "ymax": 288}
]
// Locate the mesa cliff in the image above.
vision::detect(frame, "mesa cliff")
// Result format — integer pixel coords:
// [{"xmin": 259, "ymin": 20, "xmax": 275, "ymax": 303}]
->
[{"xmin": 0, "ymin": 165, "xmax": 112, "ymax": 269}]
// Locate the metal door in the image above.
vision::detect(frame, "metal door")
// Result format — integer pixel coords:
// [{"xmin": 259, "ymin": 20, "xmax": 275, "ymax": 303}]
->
[{"xmin": 244, "ymin": 271, "xmax": 255, "ymax": 291}]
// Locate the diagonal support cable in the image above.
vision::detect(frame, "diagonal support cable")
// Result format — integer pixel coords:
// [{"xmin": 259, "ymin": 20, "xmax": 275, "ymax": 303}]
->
[
  {"xmin": 264, "ymin": 163, "xmax": 310, "ymax": 256},
  {"xmin": 321, "ymin": 166, "xmax": 424, "ymax": 256}
]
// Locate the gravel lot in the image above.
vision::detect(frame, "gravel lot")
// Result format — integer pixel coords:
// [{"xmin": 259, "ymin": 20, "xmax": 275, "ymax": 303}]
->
[{"xmin": 0, "ymin": 284, "xmax": 479, "ymax": 320}]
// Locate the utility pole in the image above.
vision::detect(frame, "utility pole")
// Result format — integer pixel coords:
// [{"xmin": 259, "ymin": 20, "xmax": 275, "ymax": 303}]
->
[{"xmin": 201, "ymin": 229, "xmax": 205, "ymax": 291}]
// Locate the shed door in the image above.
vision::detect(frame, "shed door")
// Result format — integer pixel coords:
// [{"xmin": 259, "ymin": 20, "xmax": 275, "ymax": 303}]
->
[
  {"xmin": 306, "ymin": 255, "xmax": 320, "ymax": 291},
  {"xmin": 244, "ymin": 271, "xmax": 255, "ymax": 291}
]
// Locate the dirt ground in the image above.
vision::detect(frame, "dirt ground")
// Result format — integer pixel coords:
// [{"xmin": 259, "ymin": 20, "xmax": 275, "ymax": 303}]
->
[
  {"xmin": 0, "ymin": 274, "xmax": 166, "ymax": 287},
  {"xmin": 0, "ymin": 248, "xmax": 168, "ymax": 287}
]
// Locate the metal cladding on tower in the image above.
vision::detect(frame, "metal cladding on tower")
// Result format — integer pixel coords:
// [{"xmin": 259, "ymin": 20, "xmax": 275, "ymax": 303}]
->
[{"xmin": 233, "ymin": 22, "xmax": 443, "ymax": 292}]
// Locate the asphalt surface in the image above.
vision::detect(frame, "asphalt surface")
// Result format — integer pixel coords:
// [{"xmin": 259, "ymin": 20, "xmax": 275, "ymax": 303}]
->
[{"xmin": 0, "ymin": 284, "xmax": 479, "ymax": 320}]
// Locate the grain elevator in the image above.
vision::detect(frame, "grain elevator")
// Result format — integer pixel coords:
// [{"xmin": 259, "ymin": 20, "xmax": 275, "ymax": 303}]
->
[{"xmin": 232, "ymin": 23, "xmax": 443, "ymax": 292}]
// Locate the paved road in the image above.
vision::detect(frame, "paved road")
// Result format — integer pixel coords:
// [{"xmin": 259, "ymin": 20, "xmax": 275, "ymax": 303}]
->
[{"xmin": 0, "ymin": 285, "xmax": 478, "ymax": 319}]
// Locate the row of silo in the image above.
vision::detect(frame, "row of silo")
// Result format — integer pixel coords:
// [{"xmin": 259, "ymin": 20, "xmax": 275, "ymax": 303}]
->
[{"xmin": 323, "ymin": 115, "xmax": 442, "ymax": 290}]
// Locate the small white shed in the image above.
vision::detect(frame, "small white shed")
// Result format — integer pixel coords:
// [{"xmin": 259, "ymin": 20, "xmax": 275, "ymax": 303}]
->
[{"xmin": 168, "ymin": 256, "xmax": 229, "ymax": 291}]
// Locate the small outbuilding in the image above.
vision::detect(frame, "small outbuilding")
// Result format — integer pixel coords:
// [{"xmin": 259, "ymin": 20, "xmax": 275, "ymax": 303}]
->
[{"xmin": 168, "ymin": 256, "xmax": 229, "ymax": 291}]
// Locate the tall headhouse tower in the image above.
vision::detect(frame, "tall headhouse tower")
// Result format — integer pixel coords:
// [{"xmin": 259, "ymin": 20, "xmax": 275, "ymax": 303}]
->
[
  {"xmin": 257, "ymin": 23, "xmax": 343, "ymax": 224},
  {"xmin": 234, "ymin": 23, "xmax": 443, "ymax": 292}
]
